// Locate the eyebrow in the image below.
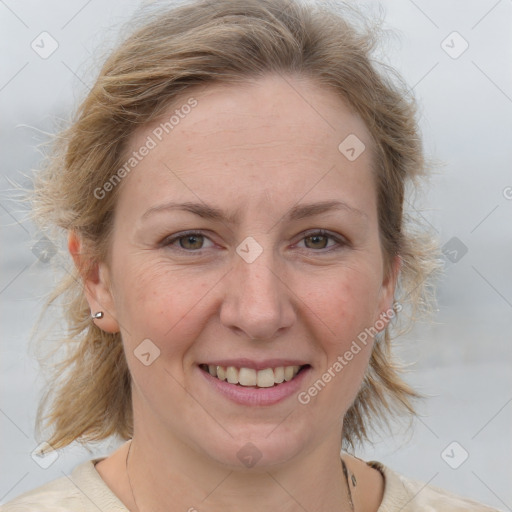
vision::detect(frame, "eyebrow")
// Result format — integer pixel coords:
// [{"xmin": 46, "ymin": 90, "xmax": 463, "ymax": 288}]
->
[{"xmin": 141, "ymin": 199, "xmax": 367, "ymax": 224}]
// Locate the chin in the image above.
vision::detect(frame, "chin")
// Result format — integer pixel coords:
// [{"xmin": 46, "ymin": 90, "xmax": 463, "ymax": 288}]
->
[{"xmin": 193, "ymin": 423, "xmax": 311, "ymax": 471}]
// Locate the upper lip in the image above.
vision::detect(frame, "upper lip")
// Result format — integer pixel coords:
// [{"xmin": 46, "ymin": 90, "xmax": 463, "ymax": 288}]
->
[{"xmin": 199, "ymin": 359, "xmax": 310, "ymax": 371}]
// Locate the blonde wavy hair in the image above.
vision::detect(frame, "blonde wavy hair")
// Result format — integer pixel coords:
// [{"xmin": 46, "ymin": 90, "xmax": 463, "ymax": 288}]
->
[{"xmin": 32, "ymin": 0, "xmax": 441, "ymax": 452}]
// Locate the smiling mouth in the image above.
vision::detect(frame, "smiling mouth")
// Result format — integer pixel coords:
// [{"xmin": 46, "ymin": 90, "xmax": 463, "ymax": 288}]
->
[{"xmin": 199, "ymin": 364, "xmax": 310, "ymax": 388}]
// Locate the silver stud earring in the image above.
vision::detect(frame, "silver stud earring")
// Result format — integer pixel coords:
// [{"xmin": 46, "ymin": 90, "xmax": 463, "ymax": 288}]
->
[{"xmin": 92, "ymin": 311, "xmax": 104, "ymax": 319}]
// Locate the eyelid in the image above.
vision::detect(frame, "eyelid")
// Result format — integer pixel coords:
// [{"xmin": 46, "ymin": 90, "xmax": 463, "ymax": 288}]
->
[
  {"xmin": 295, "ymin": 229, "xmax": 348, "ymax": 250},
  {"xmin": 159, "ymin": 230, "xmax": 216, "ymax": 251},
  {"xmin": 161, "ymin": 228, "xmax": 348, "ymax": 253}
]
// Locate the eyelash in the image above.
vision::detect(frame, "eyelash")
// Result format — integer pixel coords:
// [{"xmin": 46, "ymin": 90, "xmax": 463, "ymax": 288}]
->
[{"xmin": 160, "ymin": 229, "xmax": 348, "ymax": 254}]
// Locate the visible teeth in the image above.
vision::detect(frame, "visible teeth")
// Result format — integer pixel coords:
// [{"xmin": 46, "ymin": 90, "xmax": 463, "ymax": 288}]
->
[
  {"xmin": 203, "ymin": 364, "xmax": 303, "ymax": 387},
  {"xmin": 226, "ymin": 366, "xmax": 238, "ymax": 384},
  {"xmin": 257, "ymin": 368, "xmax": 275, "ymax": 388},
  {"xmin": 284, "ymin": 366, "xmax": 297, "ymax": 381},
  {"xmin": 217, "ymin": 366, "xmax": 226, "ymax": 381},
  {"xmin": 239, "ymin": 367, "xmax": 257, "ymax": 386},
  {"xmin": 274, "ymin": 366, "xmax": 285, "ymax": 383}
]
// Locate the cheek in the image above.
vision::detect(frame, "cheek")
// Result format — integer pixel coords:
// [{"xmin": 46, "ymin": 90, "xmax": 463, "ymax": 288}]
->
[
  {"xmin": 294, "ymin": 265, "xmax": 381, "ymax": 410},
  {"xmin": 296, "ymin": 270, "xmax": 379, "ymax": 413},
  {"xmin": 112, "ymin": 258, "xmax": 213, "ymax": 355},
  {"xmin": 298, "ymin": 264, "xmax": 382, "ymax": 348}
]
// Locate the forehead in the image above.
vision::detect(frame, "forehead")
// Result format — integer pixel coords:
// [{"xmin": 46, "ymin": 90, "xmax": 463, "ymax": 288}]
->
[{"xmin": 116, "ymin": 74, "xmax": 376, "ymax": 222}]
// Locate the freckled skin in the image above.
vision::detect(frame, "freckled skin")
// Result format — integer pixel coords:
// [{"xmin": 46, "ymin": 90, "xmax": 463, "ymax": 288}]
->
[{"xmin": 82, "ymin": 74, "xmax": 394, "ymax": 511}]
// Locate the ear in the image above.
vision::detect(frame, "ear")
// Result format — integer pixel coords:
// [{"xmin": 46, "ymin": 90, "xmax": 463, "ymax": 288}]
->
[
  {"xmin": 374, "ymin": 254, "xmax": 401, "ymax": 333},
  {"xmin": 68, "ymin": 230, "xmax": 120, "ymax": 333}
]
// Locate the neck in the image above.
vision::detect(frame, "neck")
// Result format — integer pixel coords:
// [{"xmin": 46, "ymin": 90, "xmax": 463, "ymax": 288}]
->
[{"xmin": 125, "ymin": 428, "xmax": 355, "ymax": 512}]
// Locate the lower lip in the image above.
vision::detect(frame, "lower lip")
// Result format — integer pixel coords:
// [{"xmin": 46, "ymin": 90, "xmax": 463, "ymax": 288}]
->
[{"xmin": 198, "ymin": 365, "xmax": 311, "ymax": 406}]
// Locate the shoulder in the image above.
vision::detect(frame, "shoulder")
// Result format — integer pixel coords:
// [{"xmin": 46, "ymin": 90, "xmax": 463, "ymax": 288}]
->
[
  {"xmin": 0, "ymin": 459, "xmax": 128, "ymax": 512},
  {"xmin": 369, "ymin": 460, "xmax": 503, "ymax": 512}
]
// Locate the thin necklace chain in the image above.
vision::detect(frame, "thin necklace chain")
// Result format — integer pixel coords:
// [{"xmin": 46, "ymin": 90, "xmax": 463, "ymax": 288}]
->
[
  {"xmin": 125, "ymin": 440, "xmax": 140, "ymax": 512},
  {"xmin": 341, "ymin": 455, "xmax": 356, "ymax": 511},
  {"xmin": 125, "ymin": 440, "xmax": 356, "ymax": 512}
]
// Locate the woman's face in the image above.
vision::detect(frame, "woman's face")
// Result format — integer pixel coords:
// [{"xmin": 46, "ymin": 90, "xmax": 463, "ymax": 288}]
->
[{"xmin": 86, "ymin": 74, "xmax": 398, "ymax": 468}]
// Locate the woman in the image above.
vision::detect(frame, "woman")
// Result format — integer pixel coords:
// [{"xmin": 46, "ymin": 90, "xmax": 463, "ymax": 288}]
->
[{"xmin": 1, "ymin": 0, "xmax": 501, "ymax": 510}]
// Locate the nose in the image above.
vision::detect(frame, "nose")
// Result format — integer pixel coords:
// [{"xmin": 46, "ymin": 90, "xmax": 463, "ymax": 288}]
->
[{"xmin": 219, "ymin": 245, "xmax": 296, "ymax": 341}]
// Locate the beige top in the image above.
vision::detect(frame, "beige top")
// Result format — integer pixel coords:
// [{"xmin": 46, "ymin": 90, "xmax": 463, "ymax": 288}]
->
[{"xmin": 1, "ymin": 458, "xmax": 501, "ymax": 511}]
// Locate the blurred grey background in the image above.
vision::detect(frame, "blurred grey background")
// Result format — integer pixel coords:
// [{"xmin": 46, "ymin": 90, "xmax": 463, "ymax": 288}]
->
[{"xmin": 1, "ymin": 0, "xmax": 511, "ymax": 509}]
